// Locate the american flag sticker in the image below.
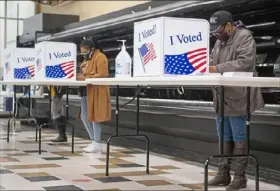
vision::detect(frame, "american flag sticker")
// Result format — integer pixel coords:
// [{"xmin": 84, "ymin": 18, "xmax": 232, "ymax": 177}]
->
[
  {"xmin": 36, "ymin": 58, "xmax": 42, "ymax": 72},
  {"xmin": 5, "ymin": 62, "xmax": 11, "ymax": 73},
  {"xmin": 164, "ymin": 48, "xmax": 207, "ymax": 75},
  {"xmin": 138, "ymin": 42, "xmax": 157, "ymax": 72},
  {"xmin": 14, "ymin": 65, "xmax": 35, "ymax": 79},
  {"xmin": 45, "ymin": 61, "xmax": 75, "ymax": 79}
]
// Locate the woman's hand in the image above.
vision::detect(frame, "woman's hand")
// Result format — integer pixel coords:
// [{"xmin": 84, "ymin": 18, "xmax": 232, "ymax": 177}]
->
[{"xmin": 76, "ymin": 75, "xmax": 86, "ymax": 81}]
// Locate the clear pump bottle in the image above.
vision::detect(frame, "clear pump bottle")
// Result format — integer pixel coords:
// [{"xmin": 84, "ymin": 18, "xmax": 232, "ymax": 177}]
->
[{"xmin": 115, "ymin": 40, "xmax": 132, "ymax": 78}]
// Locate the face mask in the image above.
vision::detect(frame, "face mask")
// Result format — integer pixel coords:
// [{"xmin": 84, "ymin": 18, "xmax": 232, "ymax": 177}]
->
[
  {"xmin": 82, "ymin": 51, "xmax": 92, "ymax": 60},
  {"xmin": 214, "ymin": 23, "xmax": 232, "ymax": 42},
  {"xmin": 215, "ymin": 31, "xmax": 230, "ymax": 41}
]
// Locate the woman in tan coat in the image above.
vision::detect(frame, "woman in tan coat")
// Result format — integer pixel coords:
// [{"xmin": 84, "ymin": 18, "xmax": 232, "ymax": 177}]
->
[{"xmin": 77, "ymin": 39, "xmax": 111, "ymax": 153}]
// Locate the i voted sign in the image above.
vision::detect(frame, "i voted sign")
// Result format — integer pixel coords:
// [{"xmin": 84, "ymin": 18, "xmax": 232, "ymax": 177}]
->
[
  {"xmin": 133, "ymin": 17, "xmax": 210, "ymax": 77},
  {"xmin": 138, "ymin": 24, "xmax": 157, "ymax": 42},
  {"xmin": 17, "ymin": 57, "xmax": 35, "ymax": 63},
  {"xmin": 169, "ymin": 32, "xmax": 202, "ymax": 45},
  {"xmin": 48, "ymin": 51, "xmax": 72, "ymax": 60},
  {"xmin": 2, "ymin": 48, "xmax": 36, "ymax": 81},
  {"xmin": 35, "ymin": 41, "xmax": 77, "ymax": 81}
]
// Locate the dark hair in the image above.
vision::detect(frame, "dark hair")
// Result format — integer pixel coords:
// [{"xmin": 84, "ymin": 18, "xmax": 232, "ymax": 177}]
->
[
  {"xmin": 80, "ymin": 39, "xmax": 95, "ymax": 49},
  {"xmin": 80, "ymin": 39, "xmax": 102, "ymax": 52}
]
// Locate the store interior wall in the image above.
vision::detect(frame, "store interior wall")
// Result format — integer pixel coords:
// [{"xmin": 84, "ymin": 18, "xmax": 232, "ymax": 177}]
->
[
  {"xmin": 0, "ymin": 1, "xmax": 35, "ymax": 109},
  {"xmin": 39, "ymin": 1, "xmax": 149, "ymax": 21}
]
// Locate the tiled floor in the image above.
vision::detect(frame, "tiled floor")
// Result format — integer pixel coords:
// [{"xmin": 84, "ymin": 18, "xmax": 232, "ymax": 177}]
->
[{"xmin": 0, "ymin": 121, "xmax": 279, "ymax": 190}]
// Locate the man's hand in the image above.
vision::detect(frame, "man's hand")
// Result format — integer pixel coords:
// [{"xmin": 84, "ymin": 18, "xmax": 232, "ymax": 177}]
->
[
  {"xmin": 209, "ymin": 66, "xmax": 217, "ymax": 73},
  {"xmin": 76, "ymin": 75, "xmax": 85, "ymax": 81}
]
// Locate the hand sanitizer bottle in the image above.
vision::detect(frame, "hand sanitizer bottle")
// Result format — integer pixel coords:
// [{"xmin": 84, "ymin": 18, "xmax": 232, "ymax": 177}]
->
[{"xmin": 115, "ymin": 40, "xmax": 132, "ymax": 78}]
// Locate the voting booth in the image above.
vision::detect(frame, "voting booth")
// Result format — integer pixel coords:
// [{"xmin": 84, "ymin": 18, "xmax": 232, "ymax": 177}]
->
[
  {"xmin": 133, "ymin": 17, "xmax": 210, "ymax": 77},
  {"xmin": 2, "ymin": 48, "xmax": 36, "ymax": 81},
  {"xmin": 35, "ymin": 41, "xmax": 77, "ymax": 81}
]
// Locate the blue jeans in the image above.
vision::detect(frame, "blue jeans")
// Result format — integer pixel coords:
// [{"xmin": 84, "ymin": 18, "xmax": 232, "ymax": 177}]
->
[
  {"xmin": 216, "ymin": 115, "xmax": 246, "ymax": 142},
  {"xmin": 80, "ymin": 96, "xmax": 102, "ymax": 142}
]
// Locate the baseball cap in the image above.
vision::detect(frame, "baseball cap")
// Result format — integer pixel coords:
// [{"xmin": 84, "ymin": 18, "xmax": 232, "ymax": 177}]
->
[{"xmin": 209, "ymin": 11, "xmax": 233, "ymax": 33}]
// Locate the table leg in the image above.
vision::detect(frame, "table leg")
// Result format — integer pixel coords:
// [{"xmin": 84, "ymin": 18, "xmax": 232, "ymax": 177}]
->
[
  {"xmin": 65, "ymin": 87, "xmax": 74, "ymax": 154},
  {"xmin": 136, "ymin": 85, "xmax": 140, "ymax": 135},
  {"xmin": 106, "ymin": 85, "xmax": 119, "ymax": 176},
  {"xmin": 204, "ymin": 86, "xmax": 225, "ymax": 191},
  {"xmin": 246, "ymin": 87, "xmax": 259, "ymax": 191},
  {"xmin": 28, "ymin": 85, "xmax": 31, "ymax": 116},
  {"xmin": 35, "ymin": 122, "xmax": 38, "ymax": 142},
  {"xmin": 219, "ymin": 86, "xmax": 225, "ymax": 155},
  {"xmin": 7, "ymin": 118, "xmax": 13, "ymax": 142},
  {"xmin": 105, "ymin": 86, "xmax": 150, "ymax": 176},
  {"xmin": 39, "ymin": 125, "xmax": 42, "ymax": 155},
  {"xmin": 116, "ymin": 85, "xmax": 119, "ymax": 135},
  {"xmin": 7, "ymin": 87, "xmax": 17, "ymax": 143},
  {"xmin": 49, "ymin": 86, "xmax": 52, "ymax": 128}
]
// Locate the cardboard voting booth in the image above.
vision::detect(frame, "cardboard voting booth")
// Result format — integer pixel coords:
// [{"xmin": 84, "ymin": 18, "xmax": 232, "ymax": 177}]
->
[
  {"xmin": 133, "ymin": 17, "xmax": 210, "ymax": 77},
  {"xmin": 35, "ymin": 41, "xmax": 77, "ymax": 81},
  {"xmin": 2, "ymin": 48, "xmax": 36, "ymax": 81}
]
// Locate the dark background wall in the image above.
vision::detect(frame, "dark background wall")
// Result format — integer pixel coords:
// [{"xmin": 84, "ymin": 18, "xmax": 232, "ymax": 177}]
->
[{"xmin": 32, "ymin": 97, "xmax": 280, "ymax": 185}]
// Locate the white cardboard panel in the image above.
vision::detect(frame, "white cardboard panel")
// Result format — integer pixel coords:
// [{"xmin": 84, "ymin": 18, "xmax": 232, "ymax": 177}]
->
[
  {"xmin": 133, "ymin": 17, "xmax": 210, "ymax": 77},
  {"xmin": 35, "ymin": 41, "xmax": 77, "ymax": 81},
  {"xmin": 2, "ymin": 48, "xmax": 36, "ymax": 81}
]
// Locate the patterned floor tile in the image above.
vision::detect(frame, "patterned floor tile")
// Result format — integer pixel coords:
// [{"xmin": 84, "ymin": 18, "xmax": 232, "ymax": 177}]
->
[
  {"xmin": 40, "ymin": 131, "xmax": 56, "ymax": 135},
  {"xmin": 6, "ymin": 153, "xmax": 30, "ymax": 156},
  {"xmin": 48, "ymin": 143, "xmax": 70, "ymax": 146},
  {"xmin": 4, "ymin": 163, "xmax": 60, "ymax": 169},
  {"xmin": 73, "ymin": 141, "xmax": 92, "ymax": 144},
  {"xmin": 181, "ymin": 183, "xmax": 204, "ymax": 189},
  {"xmin": 109, "ymin": 152, "xmax": 134, "ymax": 158},
  {"xmin": 25, "ymin": 175, "xmax": 60, "ymax": 182},
  {"xmin": 137, "ymin": 180, "xmax": 172, "ymax": 186},
  {"xmin": 121, "ymin": 150, "xmax": 144, "ymax": 155},
  {"xmin": 24, "ymin": 150, "xmax": 47, "ymax": 153},
  {"xmin": 95, "ymin": 177, "xmax": 132, "ymax": 183},
  {"xmin": 19, "ymin": 140, "xmax": 50, "ymax": 144},
  {"xmin": 0, "ymin": 149, "xmax": 18, "ymax": 152},
  {"xmin": 51, "ymin": 151, "xmax": 82, "ymax": 157},
  {"xmin": 0, "ymin": 169, "xmax": 13, "ymax": 174},
  {"xmin": 72, "ymin": 178, "xmax": 93, "ymax": 183},
  {"xmin": 42, "ymin": 157, "xmax": 69, "ymax": 161},
  {"xmin": 91, "ymin": 165, "xmax": 119, "ymax": 169},
  {"xmin": 97, "ymin": 158, "xmax": 132, "ymax": 165},
  {"xmin": 18, "ymin": 172, "xmax": 50, "ymax": 177},
  {"xmin": 0, "ymin": 156, "xmax": 20, "ymax": 162},
  {"xmin": 85, "ymin": 170, "xmax": 169, "ymax": 179},
  {"xmin": 117, "ymin": 163, "xmax": 144, "ymax": 168},
  {"xmin": 0, "ymin": 124, "xmax": 278, "ymax": 191},
  {"xmin": 200, "ymin": 171, "xmax": 217, "ymax": 176},
  {"xmin": 43, "ymin": 185, "xmax": 83, "ymax": 191},
  {"xmin": 111, "ymin": 148, "xmax": 132, "ymax": 152},
  {"xmin": 151, "ymin": 165, "xmax": 180, "ymax": 170},
  {"xmin": 88, "ymin": 189, "xmax": 121, "ymax": 191},
  {"xmin": 169, "ymin": 157, "xmax": 186, "ymax": 162}
]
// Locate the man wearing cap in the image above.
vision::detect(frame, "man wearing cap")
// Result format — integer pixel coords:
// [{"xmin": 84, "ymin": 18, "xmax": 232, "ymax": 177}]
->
[{"xmin": 208, "ymin": 11, "xmax": 264, "ymax": 190}]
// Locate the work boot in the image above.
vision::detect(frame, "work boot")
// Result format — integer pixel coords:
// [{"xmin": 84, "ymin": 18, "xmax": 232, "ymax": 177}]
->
[
  {"xmin": 51, "ymin": 117, "xmax": 67, "ymax": 142},
  {"xmin": 208, "ymin": 141, "xmax": 233, "ymax": 186},
  {"xmin": 226, "ymin": 141, "xmax": 248, "ymax": 190}
]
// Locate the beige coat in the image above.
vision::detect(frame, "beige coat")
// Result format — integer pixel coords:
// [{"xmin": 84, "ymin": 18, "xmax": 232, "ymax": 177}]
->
[
  {"xmin": 210, "ymin": 28, "xmax": 264, "ymax": 116},
  {"xmin": 78, "ymin": 50, "xmax": 111, "ymax": 122}
]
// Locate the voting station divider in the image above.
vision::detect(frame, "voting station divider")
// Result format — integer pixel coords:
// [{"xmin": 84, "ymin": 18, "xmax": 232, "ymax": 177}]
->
[
  {"xmin": 2, "ymin": 17, "xmax": 276, "ymax": 190},
  {"xmin": 133, "ymin": 17, "xmax": 210, "ymax": 77}
]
